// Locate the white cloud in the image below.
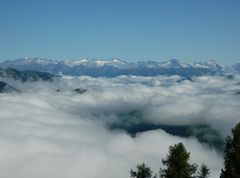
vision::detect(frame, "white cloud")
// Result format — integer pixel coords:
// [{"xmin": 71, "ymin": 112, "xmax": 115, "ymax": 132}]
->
[{"xmin": 0, "ymin": 75, "xmax": 239, "ymax": 178}]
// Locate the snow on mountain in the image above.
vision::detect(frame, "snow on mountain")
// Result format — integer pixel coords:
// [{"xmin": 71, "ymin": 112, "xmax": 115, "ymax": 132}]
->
[
  {"xmin": 0, "ymin": 57, "xmax": 238, "ymax": 77},
  {"xmin": 192, "ymin": 60, "xmax": 224, "ymax": 72},
  {"xmin": 159, "ymin": 59, "xmax": 191, "ymax": 68},
  {"xmin": 62, "ymin": 58, "xmax": 127, "ymax": 68},
  {"xmin": 8, "ymin": 57, "xmax": 57, "ymax": 65},
  {"xmin": 94, "ymin": 58, "xmax": 126, "ymax": 67},
  {"xmin": 63, "ymin": 59, "xmax": 89, "ymax": 67}
]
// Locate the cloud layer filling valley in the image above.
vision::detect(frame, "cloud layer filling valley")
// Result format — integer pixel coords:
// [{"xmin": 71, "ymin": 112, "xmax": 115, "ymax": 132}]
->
[{"xmin": 0, "ymin": 75, "xmax": 240, "ymax": 178}]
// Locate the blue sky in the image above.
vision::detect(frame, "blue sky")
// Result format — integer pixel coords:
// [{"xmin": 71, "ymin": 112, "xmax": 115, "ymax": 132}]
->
[{"xmin": 0, "ymin": 0, "xmax": 239, "ymax": 64}]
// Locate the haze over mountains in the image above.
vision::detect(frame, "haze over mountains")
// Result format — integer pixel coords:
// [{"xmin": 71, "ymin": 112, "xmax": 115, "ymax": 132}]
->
[{"xmin": 1, "ymin": 58, "xmax": 239, "ymax": 77}]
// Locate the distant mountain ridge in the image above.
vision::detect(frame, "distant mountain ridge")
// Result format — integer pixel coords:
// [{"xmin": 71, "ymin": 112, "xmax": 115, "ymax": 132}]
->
[
  {"xmin": 0, "ymin": 58, "xmax": 238, "ymax": 77},
  {"xmin": 0, "ymin": 67, "xmax": 56, "ymax": 82},
  {"xmin": 0, "ymin": 81, "xmax": 19, "ymax": 93},
  {"xmin": 0, "ymin": 67, "xmax": 57, "ymax": 93}
]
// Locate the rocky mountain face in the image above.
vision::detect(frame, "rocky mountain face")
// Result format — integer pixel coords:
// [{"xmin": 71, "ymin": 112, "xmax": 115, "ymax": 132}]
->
[
  {"xmin": 0, "ymin": 67, "xmax": 57, "ymax": 93},
  {"xmin": 0, "ymin": 67, "xmax": 56, "ymax": 82},
  {"xmin": 0, "ymin": 81, "xmax": 19, "ymax": 93}
]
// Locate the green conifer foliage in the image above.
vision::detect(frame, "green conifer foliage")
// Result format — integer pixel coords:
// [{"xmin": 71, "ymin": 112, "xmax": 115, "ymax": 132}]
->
[
  {"xmin": 130, "ymin": 163, "xmax": 153, "ymax": 178},
  {"xmin": 197, "ymin": 163, "xmax": 210, "ymax": 178},
  {"xmin": 220, "ymin": 123, "xmax": 240, "ymax": 178},
  {"xmin": 159, "ymin": 142, "xmax": 197, "ymax": 178}
]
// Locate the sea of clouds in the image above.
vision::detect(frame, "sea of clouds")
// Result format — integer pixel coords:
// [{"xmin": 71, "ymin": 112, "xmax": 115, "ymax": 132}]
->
[{"xmin": 0, "ymin": 74, "xmax": 240, "ymax": 178}]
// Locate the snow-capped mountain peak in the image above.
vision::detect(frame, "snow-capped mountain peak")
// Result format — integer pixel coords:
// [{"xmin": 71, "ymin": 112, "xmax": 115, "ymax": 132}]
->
[
  {"xmin": 192, "ymin": 60, "xmax": 224, "ymax": 72},
  {"xmin": 63, "ymin": 58, "xmax": 90, "ymax": 67},
  {"xmin": 0, "ymin": 57, "xmax": 239, "ymax": 77},
  {"xmin": 62, "ymin": 58, "xmax": 127, "ymax": 68},
  {"xmin": 160, "ymin": 59, "xmax": 190, "ymax": 68},
  {"xmin": 15, "ymin": 57, "xmax": 56, "ymax": 65}
]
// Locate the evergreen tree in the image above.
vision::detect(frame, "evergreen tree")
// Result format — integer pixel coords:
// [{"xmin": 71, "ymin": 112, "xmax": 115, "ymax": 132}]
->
[
  {"xmin": 159, "ymin": 142, "xmax": 197, "ymax": 178},
  {"xmin": 220, "ymin": 123, "xmax": 240, "ymax": 178},
  {"xmin": 130, "ymin": 163, "xmax": 153, "ymax": 178},
  {"xmin": 197, "ymin": 163, "xmax": 210, "ymax": 178}
]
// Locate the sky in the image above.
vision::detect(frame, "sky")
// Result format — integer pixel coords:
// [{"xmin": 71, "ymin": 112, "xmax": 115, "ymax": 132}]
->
[{"xmin": 0, "ymin": 0, "xmax": 240, "ymax": 64}]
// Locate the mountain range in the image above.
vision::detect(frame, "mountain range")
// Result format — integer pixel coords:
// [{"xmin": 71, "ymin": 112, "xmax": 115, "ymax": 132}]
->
[{"xmin": 0, "ymin": 58, "xmax": 239, "ymax": 77}]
